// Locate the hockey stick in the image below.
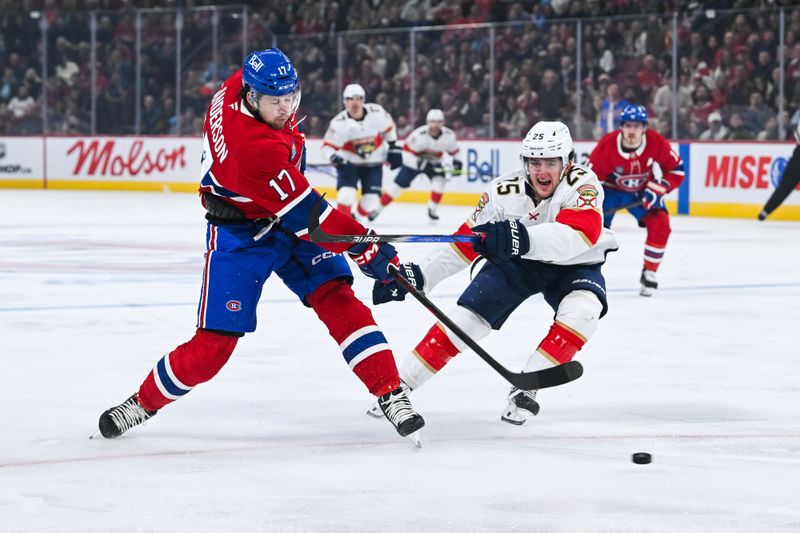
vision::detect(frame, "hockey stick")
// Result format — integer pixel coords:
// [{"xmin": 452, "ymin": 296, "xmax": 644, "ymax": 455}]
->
[
  {"xmin": 603, "ymin": 200, "xmax": 642, "ymax": 216},
  {"xmin": 387, "ymin": 263, "xmax": 584, "ymax": 390},
  {"xmin": 306, "ymin": 164, "xmax": 337, "ymax": 178},
  {"xmin": 308, "ymin": 195, "xmax": 479, "ymax": 244}
]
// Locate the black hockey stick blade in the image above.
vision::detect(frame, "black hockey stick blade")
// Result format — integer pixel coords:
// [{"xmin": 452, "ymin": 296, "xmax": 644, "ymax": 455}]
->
[
  {"xmin": 603, "ymin": 200, "xmax": 643, "ymax": 216},
  {"xmin": 308, "ymin": 195, "xmax": 479, "ymax": 244},
  {"xmin": 388, "ymin": 263, "xmax": 583, "ymax": 390}
]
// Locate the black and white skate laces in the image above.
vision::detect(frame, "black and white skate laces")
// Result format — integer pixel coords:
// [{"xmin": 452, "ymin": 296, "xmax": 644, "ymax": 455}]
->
[
  {"xmin": 378, "ymin": 386, "xmax": 424, "ymax": 437},
  {"xmin": 501, "ymin": 387, "xmax": 540, "ymax": 425},
  {"xmin": 98, "ymin": 394, "xmax": 157, "ymax": 438}
]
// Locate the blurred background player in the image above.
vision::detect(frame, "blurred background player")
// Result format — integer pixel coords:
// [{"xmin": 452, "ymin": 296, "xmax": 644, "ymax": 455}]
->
[
  {"xmin": 588, "ymin": 104, "xmax": 684, "ymax": 296},
  {"xmin": 369, "ymin": 109, "xmax": 462, "ymax": 222},
  {"xmin": 97, "ymin": 48, "xmax": 424, "ymax": 442},
  {"xmin": 321, "ymin": 83, "xmax": 402, "ymax": 221},
  {"xmin": 758, "ymin": 122, "xmax": 800, "ymax": 220},
  {"xmin": 370, "ymin": 121, "xmax": 618, "ymax": 425}
]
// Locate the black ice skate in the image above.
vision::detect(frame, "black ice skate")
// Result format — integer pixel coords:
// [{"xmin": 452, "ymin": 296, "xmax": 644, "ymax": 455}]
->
[
  {"xmin": 501, "ymin": 388, "xmax": 540, "ymax": 425},
  {"xmin": 378, "ymin": 386, "xmax": 424, "ymax": 440},
  {"xmin": 640, "ymin": 269, "xmax": 658, "ymax": 297},
  {"xmin": 427, "ymin": 207, "xmax": 440, "ymax": 221},
  {"xmin": 97, "ymin": 393, "xmax": 158, "ymax": 438},
  {"xmin": 367, "ymin": 380, "xmax": 410, "ymax": 418}
]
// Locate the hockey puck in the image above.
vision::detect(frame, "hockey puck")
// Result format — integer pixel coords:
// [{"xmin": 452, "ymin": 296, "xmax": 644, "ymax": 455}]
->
[{"xmin": 632, "ymin": 452, "xmax": 652, "ymax": 464}]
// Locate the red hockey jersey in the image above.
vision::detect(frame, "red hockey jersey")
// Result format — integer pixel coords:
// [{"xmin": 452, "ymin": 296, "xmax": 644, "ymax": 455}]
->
[
  {"xmin": 587, "ymin": 129, "xmax": 684, "ymax": 193},
  {"xmin": 198, "ymin": 70, "xmax": 364, "ymax": 253}
]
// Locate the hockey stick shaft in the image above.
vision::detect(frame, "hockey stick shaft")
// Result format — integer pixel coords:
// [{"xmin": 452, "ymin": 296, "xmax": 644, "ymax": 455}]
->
[
  {"xmin": 387, "ymin": 263, "xmax": 583, "ymax": 390},
  {"xmin": 308, "ymin": 195, "xmax": 479, "ymax": 244},
  {"xmin": 603, "ymin": 200, "xmax": 643, "ymax": 216}
]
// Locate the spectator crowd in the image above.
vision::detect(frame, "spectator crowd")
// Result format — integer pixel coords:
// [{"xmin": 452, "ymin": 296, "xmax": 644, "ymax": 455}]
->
[{"xmin": 2, "ymin": 0, "xmax": 800, "ymax": 142}]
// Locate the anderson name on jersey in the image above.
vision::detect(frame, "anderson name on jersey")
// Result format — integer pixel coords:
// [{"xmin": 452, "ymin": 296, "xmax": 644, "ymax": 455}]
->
[
  {"xmin": 322, "ymin": 103, "xmax": 397, "ymax": 166},
  {"xmin": 419, "ymin": 163, "xmax": 619, "ymax": 292},
  {"xmin": 401, "ymin": 124, "xmax": 459, "ymax": 168}
]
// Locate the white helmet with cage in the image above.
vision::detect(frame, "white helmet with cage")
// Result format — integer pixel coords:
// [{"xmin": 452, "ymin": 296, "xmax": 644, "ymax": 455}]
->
[{"xmin": 520, "ymin": 120, "xmax": 574, "ymax": 180}]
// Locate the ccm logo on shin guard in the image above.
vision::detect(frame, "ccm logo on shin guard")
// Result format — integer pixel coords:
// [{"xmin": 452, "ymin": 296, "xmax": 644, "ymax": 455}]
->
[{"xmin": 226, "ymin": 300, "xmax": 242, "ymax": 311}]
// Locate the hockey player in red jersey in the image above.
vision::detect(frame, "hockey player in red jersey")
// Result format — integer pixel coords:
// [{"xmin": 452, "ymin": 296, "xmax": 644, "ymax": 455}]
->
[
  {"xmin": 96, "ymin": 48, "xmax": 424, "ymax": 442},
  {"xmin": 588, "ymin": 104, "xmax": 684, "ymax": 296}
]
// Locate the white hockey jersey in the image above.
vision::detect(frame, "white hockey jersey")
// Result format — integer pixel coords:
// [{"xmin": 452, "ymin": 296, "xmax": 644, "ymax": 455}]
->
[
  {"xmin": 322, "ymin": 103, "xmax": 397, "ymax": 166},
  {"xmin": 421, "ymin": 163, "xmax": 619, "ymax": 292},
  {"xmin": 401, "ymin": 124, "xmax": 460, "ymax": 169}
]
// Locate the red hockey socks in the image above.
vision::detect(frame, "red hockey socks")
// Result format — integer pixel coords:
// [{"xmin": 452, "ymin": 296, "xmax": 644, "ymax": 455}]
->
[
  {"xmin": 412, "ymin": 323, "xmax": 461, "ymax": 373},
  {"xmin": 380, "ymin": 192, "xmax": 393, "ymax": 207},
  {"xmin": 642, "ymin": 209, "xmax": 671, "ymax": 272},
  {"xmin": 537, "ymin": 322, "xmax": 586, "ymax": 365},
  {"xmin": 137, "ymin": 328, "xmax": 238, "ymax": 411},
  {"xmin": 309, "ymin": 280, "xmax": 399, "ymax": 396}
]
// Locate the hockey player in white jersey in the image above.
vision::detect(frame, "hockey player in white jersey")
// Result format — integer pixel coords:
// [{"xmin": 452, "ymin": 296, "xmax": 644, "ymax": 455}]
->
[
  {"xmin": 369, "ymin": 109, "xmax": 462, "ymax": 221},
  {"xmin": 370, "ymin": 121, "xmax": 618, "ymax": 424},
  {"xmin": 322, "ymin": 83, "xmax": 402, "ymax": 220}
]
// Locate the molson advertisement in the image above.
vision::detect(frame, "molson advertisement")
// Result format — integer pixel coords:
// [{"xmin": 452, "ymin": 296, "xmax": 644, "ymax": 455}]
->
[{"xmin": 1, "ymin": 136, "xmax": 798, "ymax": 220}]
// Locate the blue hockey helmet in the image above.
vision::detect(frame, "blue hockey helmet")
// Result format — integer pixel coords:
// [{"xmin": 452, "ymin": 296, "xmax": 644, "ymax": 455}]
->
[
  {"xmin": 620, "ymin": 104, "xmax": 648, "ymax": 125},
  {"xmin": 242, "ymin": 48, "xmax": 300, "ymax": 97}
]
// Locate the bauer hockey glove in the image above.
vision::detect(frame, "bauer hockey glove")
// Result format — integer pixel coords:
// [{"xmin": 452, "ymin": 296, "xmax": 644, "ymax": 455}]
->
[
  {"xmin": 471, "ymin": 219, "xmax": 530, "ymax": 262},
  {"xmin": 347, "ymin": 232, "xmax": 399, "ymax": 282},
  {"xmin": 639, "ymin": 178, "xmax": 669, "ymax": 210},
  {"xmin": 372, "ymin": 262, "xmax": 424, "ymax": 305},
  {"xmin": 387, "ymin": 141, "xmax": 403, "ymax": 169}
]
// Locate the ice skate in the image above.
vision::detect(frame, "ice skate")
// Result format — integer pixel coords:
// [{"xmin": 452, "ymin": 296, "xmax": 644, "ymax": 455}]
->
[
  {"xmin": 377, "ymin": 385, "xmax": 424, "ymax": 440},
  {"xmin": 367, "ymin": 380, "xmax": 410, "ymax": 418},
  {"xmin": 500, "ymin": 388, "xmax": 540, "ymax": 425},
  {"xmin": 367, "ymin": 207, "xmax": 382, "ymax": 222},
  {"xmin": 427, "ymin": 207, "xmax": 440, "ymax": 221},
  {"xmin": 640, "ymin": 269, "xmax": 658, "ymax": 297},
  {"xmin": 96, "ymin": 393, "xmax": 157, "ymax": 438}
]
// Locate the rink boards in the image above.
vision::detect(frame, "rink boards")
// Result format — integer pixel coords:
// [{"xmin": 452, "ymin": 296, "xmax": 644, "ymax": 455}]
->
[{"xmin": 1, "ymin": 135, "xmax": 798, "ymax": 220}]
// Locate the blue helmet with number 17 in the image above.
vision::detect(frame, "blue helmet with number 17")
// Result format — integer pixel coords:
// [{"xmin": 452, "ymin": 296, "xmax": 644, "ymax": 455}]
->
[
  {"xmin": 242, "ymin": 48, "xmax": 301, "ymax": 114},
  {"xmin": 620, "ymin": 104, "xmax": 648, "ymax": 125}
]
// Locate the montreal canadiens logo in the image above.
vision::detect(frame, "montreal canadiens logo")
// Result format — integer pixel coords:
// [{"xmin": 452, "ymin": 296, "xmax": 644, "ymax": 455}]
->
[
  {"xmin": 770, "ymin": 157, "xmax": 787, "ymax": 188},
  {"xmin": 226, "ymin": 300, "xmax": 242, "ymax": 312}
]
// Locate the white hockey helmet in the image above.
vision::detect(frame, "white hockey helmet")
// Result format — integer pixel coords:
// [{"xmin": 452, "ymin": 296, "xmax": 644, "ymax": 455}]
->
[
  {"xmin": 343, "ymin": 83, "xmax": 366, "ymax": 101},
  {"xmin": 426, "ymin": 109, "xmax": 445, "ymax": 122},
  {"xmin": 520, "ymin": 120, "xmax": 574, "ymax": 179}
]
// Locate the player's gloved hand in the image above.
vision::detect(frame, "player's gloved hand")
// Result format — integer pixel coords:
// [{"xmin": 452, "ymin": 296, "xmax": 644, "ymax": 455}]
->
[
  {"xmin": 372, "ymin": 262, "xmax": 424, "ymax": 305},
  {"xmin": 471, "ymin": 219, "xmax": 530, "ymax": 261},
  {"xmin": 452, "ymin": 158, "xmax": 464, "ymax": 172},
  {"xmin": 387, "ymin": 141, "xmax": 402, "ymax": 170},
  {"xmin": 347, "ymin": 232, "xmax": 399, "ymax": 282},
  {"xmin": 330, "ymin": 154, "xmax": 345, "ymax": 167},
  {"xmin": 420, "ymin": 160, "xmax": 445, "ymax": 178},
  {"xmin": 639, "ymin": 178, "xmax": 668, "ymax": 210}
]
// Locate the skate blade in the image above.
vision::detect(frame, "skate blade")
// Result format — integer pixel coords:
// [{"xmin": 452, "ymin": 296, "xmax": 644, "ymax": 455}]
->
[
  {"xmin": 408, "ymin": 430, "xmax": 423, "ymax": 449},
  {"xmin": 500, "ymin": 414, "xmax": 527, "ymax": 426},
  {"xmin": 365, "ymin": 406, "xmax": 383, "ymax": 419},
  {"xmin": 89, "ymin": 431, "xmax": 102, "ymax": 439}
]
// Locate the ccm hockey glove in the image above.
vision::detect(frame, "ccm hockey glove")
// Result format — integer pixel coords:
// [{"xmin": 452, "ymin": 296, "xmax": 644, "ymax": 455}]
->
[
  {"xmin": 639, "ymin": 178, "xmax": 669, "ymax": 210},
  {"xmin": 372, "ymin": 262, "xmax": 424, "ymax": 305},
  {"xmin": 471, "ymin": 219, "xmax": 530, "ymax": 261},
  {"xmin": 347, "ymin": 232, "xmax": 399, "ymax": 282}
]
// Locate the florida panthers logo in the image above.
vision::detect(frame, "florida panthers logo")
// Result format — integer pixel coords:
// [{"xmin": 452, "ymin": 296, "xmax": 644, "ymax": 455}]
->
[
  {"xmin": 226, "ymin": 300, "xmax": 242, "ymax": 312},
  {"xmin": 576, "ymin": 184, "xmax": 598, "ymax": 208}
]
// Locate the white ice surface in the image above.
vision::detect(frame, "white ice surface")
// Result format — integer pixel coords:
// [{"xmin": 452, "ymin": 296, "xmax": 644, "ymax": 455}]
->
[{"xmin": 1, "ymin": 189, "xmax": 799, "ymax": 532}]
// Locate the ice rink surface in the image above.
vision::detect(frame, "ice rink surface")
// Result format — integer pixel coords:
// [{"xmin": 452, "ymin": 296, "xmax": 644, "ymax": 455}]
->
[{"xmin": 2, "ymin": 189, "xmax": 799, "ymax": 533}]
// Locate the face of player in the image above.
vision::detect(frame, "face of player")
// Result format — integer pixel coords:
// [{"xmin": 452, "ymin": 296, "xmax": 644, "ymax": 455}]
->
[
  {"xmin": 527, "ymin": 157, "xmax": 564, "ymax": 199},
  {"xmin": 621, "ymin": 121, "xmax": 645, "ymax": 149},
  {"xmin": 252, "ymin": 90, "xmax": 299, "ymax": 130},
  {"xmin": 427, "ymin": 120, "xmax": 444, "ymax": 137},
  {"xmin": 345, "ymin": 97, "xmax": 364, "ymax": 118}
]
